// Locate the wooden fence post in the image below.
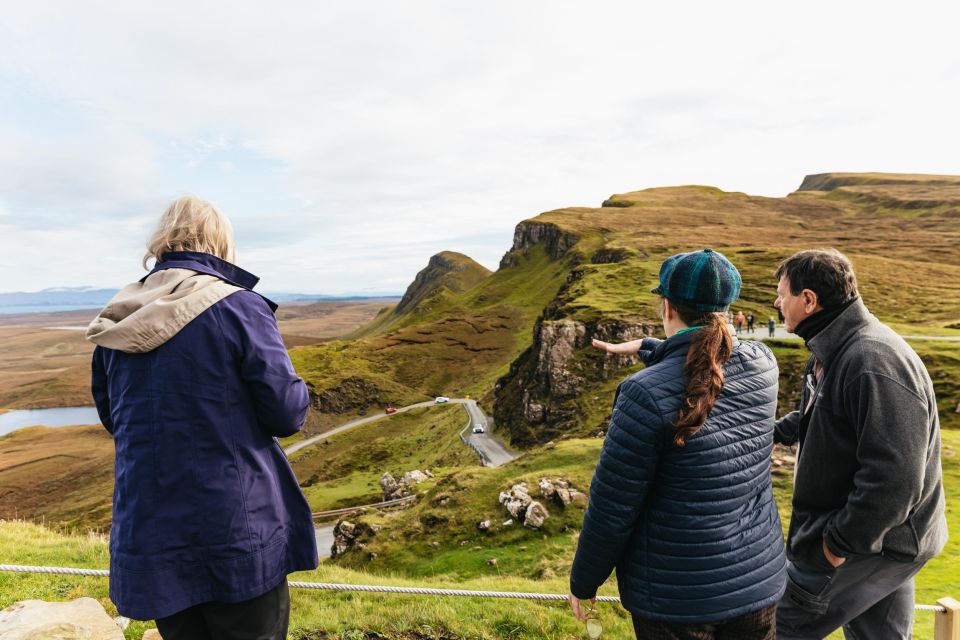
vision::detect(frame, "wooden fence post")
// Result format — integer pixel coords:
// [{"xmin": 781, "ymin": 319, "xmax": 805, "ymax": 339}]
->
[{"xmin": 935, "ymin": 597, "xmax": 960, "ymax": 640}]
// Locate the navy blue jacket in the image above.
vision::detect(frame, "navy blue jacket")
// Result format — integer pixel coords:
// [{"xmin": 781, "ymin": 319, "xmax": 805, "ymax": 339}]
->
[
  {"xmin": 90, "ymin": 252, "xmax": 318, "ymax": 620},
  {"xmin": 570, "ymin": 332, "xmax": 786, "ymax": 623}
]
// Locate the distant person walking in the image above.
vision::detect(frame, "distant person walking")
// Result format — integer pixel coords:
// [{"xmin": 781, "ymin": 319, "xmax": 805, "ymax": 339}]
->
[
  {"xmin": 747, "ymin": 312, "xmax": 755, "ymax": 334},
  {"xmin": 735, "ymin": 310, "xmax": 746, "ymax": 335},
  {"xmin": 768, "ymin": 315, "xmax": 776, "ymax": 338},
  {"xmin": 570, "ymin": 249, "xmax": 785, "ymax": 639},
  {"xmin": 87, "ymin": 196, "xmax": 318, "ymax": 640},
  {"xmin": 772, "ymin": 249, "xmax": 947, "ymax": 639}
]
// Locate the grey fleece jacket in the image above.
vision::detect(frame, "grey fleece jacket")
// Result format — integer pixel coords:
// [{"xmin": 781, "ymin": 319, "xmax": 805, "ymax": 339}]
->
[{"xmin": 775, "ymin": 298, "xmax": 947, "ymax": 567}]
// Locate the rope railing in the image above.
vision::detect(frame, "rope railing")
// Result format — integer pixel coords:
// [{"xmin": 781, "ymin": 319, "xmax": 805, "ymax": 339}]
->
[{"xmin": 0, "ymin": 564, "xmax": 946, "ymax": 611}]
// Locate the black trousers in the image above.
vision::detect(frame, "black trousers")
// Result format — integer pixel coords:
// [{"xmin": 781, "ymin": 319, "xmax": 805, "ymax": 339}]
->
[
  {"xmin": 154, "ymin": 579, "xmax": 290, "ymax": 640},
  {"xmin": 633, "ymin": 604, "xmax": 776, "ymax": 640}
]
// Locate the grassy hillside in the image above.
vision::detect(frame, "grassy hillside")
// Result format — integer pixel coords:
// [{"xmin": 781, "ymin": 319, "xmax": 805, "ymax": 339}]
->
[
  {"xmin": 4, "ymin": 428, "xmax": 957, "ymax": 639},
  {"xmin": 291, "ymin": 404, "xmax": 479, "ymax": 512},
  {"xmin": 0, "ymin": 425, "xmax": 113, "ymax": 529},
  {"xmin": 0, "ymin": 302, "xmax": 392, "ymax": 413},
  {"xmin": 290, "ymin": 246, "xmax": 571, "ymax": 435}
]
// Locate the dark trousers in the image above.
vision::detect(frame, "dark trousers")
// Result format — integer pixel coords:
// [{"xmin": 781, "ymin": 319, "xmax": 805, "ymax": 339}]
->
[
  {"xmin": 155, "ymin": 579, "xmax": 290, "ymax": 640},
  {"xmin": 776, "ymin": 554, "xmax": 926, "ymax": 639},
  {"xmin": 632, "ymin": 604, "xmax": 776, "ymax": 639}
]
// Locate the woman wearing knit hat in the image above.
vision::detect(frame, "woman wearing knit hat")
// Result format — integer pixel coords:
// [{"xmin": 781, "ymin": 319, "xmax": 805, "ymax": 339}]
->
[{"xmin": 568, "ymin": 249, "xmax": 786, "ymax": 640}]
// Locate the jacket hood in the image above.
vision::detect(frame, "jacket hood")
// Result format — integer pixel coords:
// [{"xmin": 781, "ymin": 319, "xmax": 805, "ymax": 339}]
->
[{"xmin": 85, "ymin": 252, "xmax": 268, "ymax": 353}]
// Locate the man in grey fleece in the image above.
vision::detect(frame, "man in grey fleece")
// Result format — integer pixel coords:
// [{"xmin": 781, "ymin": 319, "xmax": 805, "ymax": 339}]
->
[{"xmin": 772, "ymin": 249, "xmax": 947, "ymax": 640}]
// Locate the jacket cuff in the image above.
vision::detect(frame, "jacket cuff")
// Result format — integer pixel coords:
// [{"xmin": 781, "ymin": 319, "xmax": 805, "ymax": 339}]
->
[{"xmin": 569, "ymin": 577, "xmax": 597, "ymax": 601}]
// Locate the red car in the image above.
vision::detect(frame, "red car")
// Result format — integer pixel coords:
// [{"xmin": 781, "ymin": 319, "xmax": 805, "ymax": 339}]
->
[{"xmin": 385, "ymin": 406, "xmax": 397, "ymax": 415}]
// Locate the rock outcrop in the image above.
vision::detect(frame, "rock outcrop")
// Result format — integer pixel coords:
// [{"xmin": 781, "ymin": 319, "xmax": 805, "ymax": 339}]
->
[
  {"xmin": 497, "ymin": 482, "xmax": 551, "ymax": 529},
  {"xmin": 495, "ymin": 315, "xmax": 652, "ymax": 445},
  {"xmin": 0, "ymin": 598, "xmax": 125, "ymax": 640},
  {"xmin": 499, "ymin": 221, "xmax": 580, "ymax": 268},
  {"xmin": 380, "ymin": 469, "xmax": 430, "ymax": 500},
  {"xmin": 331, "ymin": 520, "xmax": 379, "ymax": 558},
  {"xmin": 538, "ymin": 477, "xmax": 586, "ymax": 507}
]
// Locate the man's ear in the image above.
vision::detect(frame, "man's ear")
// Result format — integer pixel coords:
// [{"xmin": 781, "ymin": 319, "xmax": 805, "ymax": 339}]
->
[{"xmin": 801, "ymin": 289, "xmax": 820, "ymax": 314}]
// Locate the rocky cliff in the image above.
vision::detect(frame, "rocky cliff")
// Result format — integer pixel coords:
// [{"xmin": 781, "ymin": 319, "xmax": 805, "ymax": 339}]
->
[{"xmin": 499, "ymin": 221, "xmax": 580, "ymax": 269}]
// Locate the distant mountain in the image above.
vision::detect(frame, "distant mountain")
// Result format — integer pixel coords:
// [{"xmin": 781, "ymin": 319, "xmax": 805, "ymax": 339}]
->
[
  {"xmin": 0, "ymin": 288, "xmax": 119, "ymax": 308},
  {"xmin": 0, "ymin": 287, "xmax": 401, "ymax": 310}
]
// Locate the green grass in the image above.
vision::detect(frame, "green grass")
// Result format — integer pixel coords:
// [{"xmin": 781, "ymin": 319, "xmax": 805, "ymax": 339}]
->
[
  {"xmin": 290, "ymin": 405, "xmax": 479, "ymax": 512},
  {"xmin": 288, "ymin": 246, "xmax": 570, "ymax": 435},
  {"xmin": 0, "ymin": 520, "xmax": 636, "ymax": 639},
  {"xmin": 4, "ymin": 430, "xmax": 957, "ymax": 638}
]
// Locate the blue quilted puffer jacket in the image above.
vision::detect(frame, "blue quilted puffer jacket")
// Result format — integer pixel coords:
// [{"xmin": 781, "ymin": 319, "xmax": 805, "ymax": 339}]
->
[{"xmin": 570, "ymin": 331, "xmax": 786, "ymax": 623}]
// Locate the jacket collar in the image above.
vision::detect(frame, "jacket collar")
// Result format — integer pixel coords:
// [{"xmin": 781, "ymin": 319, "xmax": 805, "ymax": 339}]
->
[
  {"xmin": 642, "ymin": 328, "xmax": 740, "ymax": 367},
  {"xmin": 143, "ymin": 251, "xmax": 277, "ymax": 311},
  {"xmin": 806, "ymin": 297, "xmax": 873, "ymax": 367}
]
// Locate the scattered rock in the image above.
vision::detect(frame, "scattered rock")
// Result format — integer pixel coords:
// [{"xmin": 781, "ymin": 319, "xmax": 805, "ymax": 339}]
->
[
  {"xmin": 331, "ymin": 519, "xmax": 377, "ymax": 558},
  {"xmin": 477, "ymin": 519, "xmax": 491, "ymax": 531},
  {"xmin": 538, "ymin": 477, "xmax": 585, "ymax": 507},
  {"xmin": 502, "ymin": 518, "xmax": 513, "ymax": 526},
  {"xmin": 379, "ymin": 472, "xmax": 408, "ymax": 500},
  {"xmin": 402, "ymin": 470, "xmax": 429, "ymax": 485},
  {"xmin": 472, "ymin": 546, "xmax": 483, "ymax": 551},
  {"xmin": 424, "ymin": 469, "xmax": 435, "ymax": 478},
  {"xmin": 429, "ymin": 541, "xmax": 440, "ymax": 548},
  {"xmin": 380, "ymin": 469, "xmax": 431, "ymax": 500},
  {"xmin": 524, "ymin": 501, "xmax": 550, "ymax": 529},
  {"xmin": 487, "ymin": 558, "xmax": 498, "ymax": 566},
  {"xmin": 368, "ymin": 552, "xmax": 378, "ymax": 561},
  {"xmin": 498, "ymin": 483, "xmax": 533, "ymax": 518},
  {"xmin": 0, "ymin": 598, "xmax": 125, "ymax": 640},
  {"xmin": 114, "ymin": 617, "xmax": 131, "ymax": 631}
]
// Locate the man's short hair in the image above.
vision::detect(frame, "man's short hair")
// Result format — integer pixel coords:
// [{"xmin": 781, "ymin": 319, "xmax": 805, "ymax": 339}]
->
[{"xmin": 774, "ymin": 249, "xmax": 860, "ymax": 309}]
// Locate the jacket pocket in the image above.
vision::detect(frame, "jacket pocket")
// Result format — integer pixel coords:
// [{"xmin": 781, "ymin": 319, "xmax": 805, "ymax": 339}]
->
[{"xmin": 784, "ymin": 561, "xmax": 836, "ymax": 616}]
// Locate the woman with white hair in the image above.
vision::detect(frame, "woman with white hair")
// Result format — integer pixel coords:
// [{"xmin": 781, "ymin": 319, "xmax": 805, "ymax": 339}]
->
[{"xmin": 87, "ymin": 196, "xmax": 318, "ymax": 639}]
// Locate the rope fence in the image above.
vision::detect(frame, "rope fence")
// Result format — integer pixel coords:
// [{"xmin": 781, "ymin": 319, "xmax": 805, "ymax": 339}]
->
[{"xmin": 0, "ymin": 564, "xmax": 944, "ymax": 610}]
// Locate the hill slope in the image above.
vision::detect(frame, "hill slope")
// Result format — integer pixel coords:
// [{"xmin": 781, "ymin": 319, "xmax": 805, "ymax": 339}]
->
[{"xmin": 293, "ymin": 173, "xmax": 960, "ymax": 445}]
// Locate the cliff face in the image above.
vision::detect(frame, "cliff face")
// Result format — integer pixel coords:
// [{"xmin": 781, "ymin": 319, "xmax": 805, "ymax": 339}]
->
[
  {"xmin": 499, "ymin": 221, "xmax": 579, "ymax": 269},
  {"xmin": 797, "ymin": 172, "xmax": 960, "ymax": 192},
  {"xmin": 494, "ymin": 313, "xmax": 653, "ymax": 446}
]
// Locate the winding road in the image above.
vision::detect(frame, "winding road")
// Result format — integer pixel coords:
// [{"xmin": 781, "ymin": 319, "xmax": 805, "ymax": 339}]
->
[{"xmin": 283, "ymin": 398, "xmax": 518, "ymax": 467}]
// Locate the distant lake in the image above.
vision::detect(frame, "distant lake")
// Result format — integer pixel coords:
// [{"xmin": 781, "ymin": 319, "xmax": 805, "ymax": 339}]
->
[
  {"xmin": 0, "ymin": 305, "xmax": 100, "ymax": 314},
  {"xmin": 0, "ymin": 407, "xmax": 102, "ymax": 437}
]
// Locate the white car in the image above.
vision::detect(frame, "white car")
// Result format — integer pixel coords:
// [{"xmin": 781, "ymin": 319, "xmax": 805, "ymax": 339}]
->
[
  {"xmin": 435, "ymin": 396, "xmax": 450, "ymax": 404},
  {"xmin": 472, "ymin": 423, "xmax": 486, "ymax": 434}
]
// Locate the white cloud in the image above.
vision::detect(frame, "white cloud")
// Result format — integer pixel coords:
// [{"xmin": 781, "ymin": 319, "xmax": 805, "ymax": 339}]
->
[{"xmin": 0, "ymin": 1, "xmax": 958, "ymax": 293}]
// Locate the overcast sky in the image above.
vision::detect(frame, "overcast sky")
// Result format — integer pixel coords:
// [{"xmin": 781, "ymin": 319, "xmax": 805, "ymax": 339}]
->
[{"xmin": 1, "ymin": 1, "xmax": 958, "ymax": 294}]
